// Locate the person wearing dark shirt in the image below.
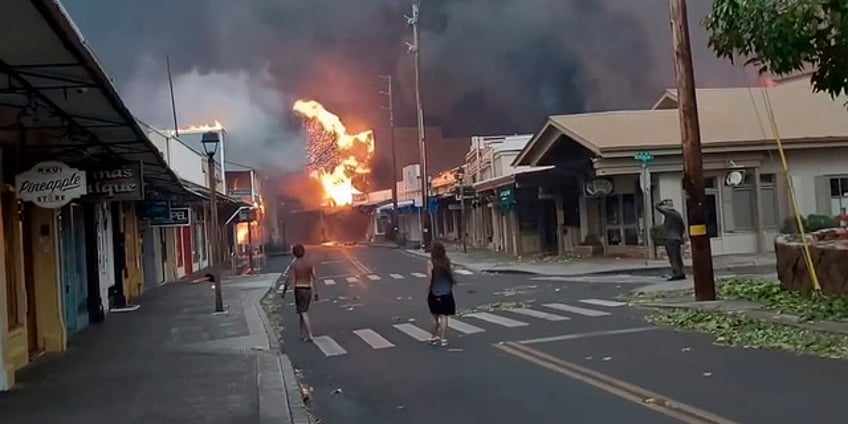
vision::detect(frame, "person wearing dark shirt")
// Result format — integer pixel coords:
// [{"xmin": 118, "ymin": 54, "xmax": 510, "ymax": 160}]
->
[
  {"xmin": 426, "ymin": 242, "xmax": 457, "ymax": 347},
  {"xmin": 656, "ymin": 199, "xmax": 686, "ymax": 281}
]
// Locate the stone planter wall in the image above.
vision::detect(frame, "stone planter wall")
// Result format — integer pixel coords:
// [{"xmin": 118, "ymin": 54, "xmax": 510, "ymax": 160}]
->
[{"xmin": 775, "ymin": 228, "xmax": 848, "ymax": 298}]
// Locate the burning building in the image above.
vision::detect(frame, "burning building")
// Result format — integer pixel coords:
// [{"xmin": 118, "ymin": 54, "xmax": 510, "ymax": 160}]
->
[{"xmin": 277, "ymin": 100, "xmax": 376, "ymax": 245}]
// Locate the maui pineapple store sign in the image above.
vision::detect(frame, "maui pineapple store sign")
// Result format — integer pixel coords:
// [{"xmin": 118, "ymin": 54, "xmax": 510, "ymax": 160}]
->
[{"xmin": 15, "ymin": 161, "xmax": 87, "ymax": 209}]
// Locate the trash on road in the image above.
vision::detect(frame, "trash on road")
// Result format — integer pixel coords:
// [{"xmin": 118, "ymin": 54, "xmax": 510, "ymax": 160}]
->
[
  {"xmin": 681, "ymin": 347, "xmax": 691, "ymax": 352},
  {"xmin": 702, "ymin": 372, "xmax": 713, "ymax": 377},
  {"xmin": 554, "ymin": 288, "xmax": 561, "ymax": 292},
  {"xmin": 602, "ymin": 356, "xmax": 612, "ymax": 361},
  {"xmin": 585, "ymin": 356, "xmax": 593, "ymax": 360},
  {"xmin": 332, "ymin": 388, "xmax": 343, "ymax": 394},
  {"xmin": 408, "ymin": 318, "xmax": 416, "ymax": 322}
]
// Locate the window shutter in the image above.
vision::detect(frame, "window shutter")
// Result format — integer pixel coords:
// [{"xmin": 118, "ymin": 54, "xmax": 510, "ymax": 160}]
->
[{"xmin": 814, "ymin": 176, "xmax": 831, "ymax": 215}]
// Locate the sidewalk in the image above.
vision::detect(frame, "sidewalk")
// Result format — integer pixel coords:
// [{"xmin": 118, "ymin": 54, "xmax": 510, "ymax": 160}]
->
[
  {"xmin": 0, "ymin": 273, "xmax": 307, "ymax": 424},
  {"xmin": 405, "ymin": 245, "xmax": 776, "ymax": 277}
]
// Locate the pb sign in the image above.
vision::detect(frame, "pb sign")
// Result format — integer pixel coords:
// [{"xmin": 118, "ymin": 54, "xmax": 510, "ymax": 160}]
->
[{"xmin": 15, "ymin": 161, "xmax": 87, "ymax": 209}]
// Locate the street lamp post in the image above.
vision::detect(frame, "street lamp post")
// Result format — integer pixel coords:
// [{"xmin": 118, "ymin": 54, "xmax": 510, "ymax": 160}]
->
[
  {"xmin": 453, "ymin": 167, "xmax": 467, "ymax": 253},
  {"xmin": 202, "ymin": 131, "xmax": 224, "ymax": 313}
]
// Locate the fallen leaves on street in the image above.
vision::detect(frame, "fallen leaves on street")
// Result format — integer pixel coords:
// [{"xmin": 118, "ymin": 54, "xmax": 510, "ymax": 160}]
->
[{"xmin": 648, "ymin": 309, "xmax": 848, "ymax": 359}]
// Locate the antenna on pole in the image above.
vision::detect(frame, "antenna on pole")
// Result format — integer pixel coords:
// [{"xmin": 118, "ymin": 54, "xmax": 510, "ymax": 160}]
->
[{"xmin": 166, "ymin": 55, "xmax": 180, "ymax": 137}]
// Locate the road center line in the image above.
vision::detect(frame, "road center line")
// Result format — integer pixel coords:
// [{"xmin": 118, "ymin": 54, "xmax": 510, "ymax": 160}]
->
[
  {"xmin": 517, "ymin": 326, "xmax": 658, "ymax": 345},
  {"xmin": 495, "ymin": 342, "xmax": 737, "ymax": 424}
]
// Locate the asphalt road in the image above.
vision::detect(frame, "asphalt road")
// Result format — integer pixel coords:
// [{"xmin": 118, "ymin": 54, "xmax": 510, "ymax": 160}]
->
[{"xmin": 265, "ymin": 246, "xmax": 848, "ymax": 424}]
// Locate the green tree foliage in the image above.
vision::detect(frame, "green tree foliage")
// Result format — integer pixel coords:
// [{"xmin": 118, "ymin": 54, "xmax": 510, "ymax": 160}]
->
[{"xmin": 704, "ymin": 0, "xmax": 848, "ymax": 97}]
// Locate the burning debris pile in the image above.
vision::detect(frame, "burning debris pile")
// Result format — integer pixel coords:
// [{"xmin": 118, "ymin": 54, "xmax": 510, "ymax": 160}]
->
[{"xmin": 292, "ymin": 100, "xmax": 375, "ymax": 207}]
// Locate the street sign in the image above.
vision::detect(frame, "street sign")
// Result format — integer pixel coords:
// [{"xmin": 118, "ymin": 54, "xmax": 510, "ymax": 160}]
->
[{"xmin": 634, "ymin": 151, "xmax": 654, "ymax": 163}]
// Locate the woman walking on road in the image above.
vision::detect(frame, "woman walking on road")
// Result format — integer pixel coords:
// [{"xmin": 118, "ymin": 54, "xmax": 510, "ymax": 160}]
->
[
  {"xmin": 282, "ymin": 244, "xmax": 319, "ymax": 342},
  {"xmin": 427, "ymin": 242, "xmax": 457, "ymax": 347}
]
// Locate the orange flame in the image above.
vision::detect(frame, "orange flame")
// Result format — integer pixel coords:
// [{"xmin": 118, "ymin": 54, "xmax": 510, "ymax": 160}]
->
[
  {"xmin": 292, "ymin": 100, "xmax": 374, "ymax": 207},
  {"xmin": 171, "ymin": 120, "xmax": 224, "ymax": 135},
  {"xmin": 236, "ymin": 222, "xmax": 249, "ymax": 245}
]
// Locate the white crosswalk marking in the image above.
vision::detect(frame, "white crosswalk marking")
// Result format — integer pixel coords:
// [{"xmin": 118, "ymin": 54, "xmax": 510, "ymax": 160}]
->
[
  {"xmin": 579, "ymin": 299, "xmax": 627, "ymax": 308},
  {"xmin": 447, "ymin": 318, "xmax": 485, "ymax": 334},
  {"xmin": 389, "ymin": 273, "xmax": 405, "ymax": 279},
  {"xmin": 465, "ymin": 312, "xmax": 528, "ymax": 327},
  {"xmin": 410, "ymin": 272, "xmax": 427, "ymax": 278},
  {"xmin": 543, "ymin": 303, "xmax": 611, "ymax": 317},
  {"xmin": 323, "ymin": 279, "xmax": 336, "ymax": 286},
  {"xmin": 313, "ymin": 336, "xmax": 347, "ymax": 357},
  {"xmin": 508, "ymin": 308, "xmax": 570, "ymax": 321},
  {"xmin": 366, "ymin": 274, "xmax": 381, "ymax": 280},
  {"xmin": 346, "ymin": 276, "xmax": 359, "ymax": 283},
  {"xmin": 454, "ymin": 269, "xmax": 473, "ymax": 275},
  {"xmin": 393, "ymin": 323, "xmax": 432, "ymax": 341},
  {"xmin": 353, "ymin": 329, "xmax": 395, "ymax": 349}
]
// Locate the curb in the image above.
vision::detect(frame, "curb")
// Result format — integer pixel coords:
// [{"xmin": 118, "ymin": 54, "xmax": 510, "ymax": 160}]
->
[{"xmin": 255, "ymin": 263, "xmax": 311, "ymax": 424}]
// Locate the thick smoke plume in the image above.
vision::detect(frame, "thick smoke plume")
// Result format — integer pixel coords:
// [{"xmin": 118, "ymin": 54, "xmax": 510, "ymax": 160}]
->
[{"xmin": 64, "ymin": 0, "xmax": 754, "ymax": 180}]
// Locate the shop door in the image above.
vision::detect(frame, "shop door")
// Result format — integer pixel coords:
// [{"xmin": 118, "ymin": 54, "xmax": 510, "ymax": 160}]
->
[
  {"xmin": 181, "ymin": 226, "xmax": 193, "ymax": 274},
  {"xmin": 59, "ymin": 205, "xmax": 89, "ymax": 334}
]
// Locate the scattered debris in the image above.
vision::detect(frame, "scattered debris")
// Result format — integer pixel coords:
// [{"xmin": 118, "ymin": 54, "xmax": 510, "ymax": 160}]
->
[
  {"xmin": 643, "ymin": 397, "xmax": 657, "ymax": 404},
  {"xmin": 408, "ymin": 318, "xmax": 416, "ymax": 323},
  {"xmin": 702, "ymin": 372, "xmax": 713, "ymax": 377},
  {"xmin": 396, "ymin": 297, "xmax": 404, "ymax": 301},
  {"xmin": 554, "ymin": 288, "xmax": 561, "ymax": 292},
  {"xmin": 397, "ymin": 405, "xmax": 406, "ymax": 410},
  {"xmin": 602, "ymin": 356, "xmax": 612, "ymax": 361},
  {"xmin": 585, "ymin": 356, "xmax": 593, "ymax": 360},
  {"xmin": 332, "ymin": 387, "xmax": 343, "ymax": 394},
  {"xmin": 681, "ymin": 347, "xmax": 691, "ymax": 352}
]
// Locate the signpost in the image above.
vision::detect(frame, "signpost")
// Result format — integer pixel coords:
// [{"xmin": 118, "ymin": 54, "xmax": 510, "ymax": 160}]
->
[{"xmin": 634, "ymin": 151, "xmax": 654, "ymax": 264}]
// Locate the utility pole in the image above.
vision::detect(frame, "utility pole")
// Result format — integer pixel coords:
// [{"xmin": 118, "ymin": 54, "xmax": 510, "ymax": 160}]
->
[
  {"xmin": 407, "ymin": 1, "xmax": 430, "ymax": 251},
  {"xmin": 166, "ymin": 55, "xmax": 179, "ymax": 137},
  {"xmin": 379, "ymin": 74, "xmax": 400, "ymax": 239},
  {"xmin": 668, "ymin": 0, "xmax": 716, "ymax": 301}
]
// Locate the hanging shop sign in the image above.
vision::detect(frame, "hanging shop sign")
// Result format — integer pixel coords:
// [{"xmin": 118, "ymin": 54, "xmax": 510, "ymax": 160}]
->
[
  {"xmin": 138, "ymin": 201, "xmax": 171, "ymax": 220},
  {"xmin": 498, "ymin": 185, "xmax": 516, "ymax": 212},
  {"xmin": 149, "ymin": 207, "xmax": 191, "ymax": 227},
  {"xmin": 15, "ymin": 161, "xmax": 87, "ymax": 209},
  {"xmin": 83, "ymin": 161, "xmax": 144, "ymax": 202}
]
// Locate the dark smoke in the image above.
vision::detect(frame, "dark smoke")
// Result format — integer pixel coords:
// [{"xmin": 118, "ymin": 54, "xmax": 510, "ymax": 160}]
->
[{"xmin": 63, "ymin": 0, "xmax": 754, "ymax": 177}]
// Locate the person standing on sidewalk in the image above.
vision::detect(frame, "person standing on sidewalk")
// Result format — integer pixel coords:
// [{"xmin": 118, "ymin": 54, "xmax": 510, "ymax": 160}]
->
[
  {"xmin": 282, "ymin": 244, "xmax": 319, "ymax": 342},
  {"xmin": 655, "ymin": 199, "xmax": 686, "ymax": 281},
  {"xmin": 427, "ymin": 242, "xmax": 457, "ymax": 347}
]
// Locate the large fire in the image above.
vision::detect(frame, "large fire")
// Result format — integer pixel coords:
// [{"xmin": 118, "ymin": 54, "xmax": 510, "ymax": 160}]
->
[{"xmin": 292, "ymin": 100, "xmax": 375, "ymax": 207}]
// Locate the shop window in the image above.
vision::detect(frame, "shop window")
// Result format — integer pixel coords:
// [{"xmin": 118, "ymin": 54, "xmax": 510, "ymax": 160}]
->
[
  {"xmin": 761, "ymin": 174, "xmax": 779, "ymax": 229},
  {"xmin": 605, "ymin": 194, "xmax": 640, "ymax": 246},
  {"xmin": 731, "ymin": 174, "xmax": 779, "ymax": 231},
  {"xmin": 829, "ymin": 176, "xmax": 848, "ymax": 215}
]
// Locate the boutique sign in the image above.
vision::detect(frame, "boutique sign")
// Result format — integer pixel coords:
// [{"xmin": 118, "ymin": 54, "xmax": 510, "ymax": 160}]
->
[
  {"xmin": 82, "ymin": 162, "xmax": 144, "ymax": 202},
  {"xmin": 15, "ymin": 161, "xmax": 87, "ymax": 209}
]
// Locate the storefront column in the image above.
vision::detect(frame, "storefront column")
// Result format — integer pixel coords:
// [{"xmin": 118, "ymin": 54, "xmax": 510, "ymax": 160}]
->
[
  {"xmin": 554, "ymin": 195, "xmax": 565, "ymax": 256},
  {"xmin": 0, "ymin": 152, "xmax": 8, "ymax": 390}
]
